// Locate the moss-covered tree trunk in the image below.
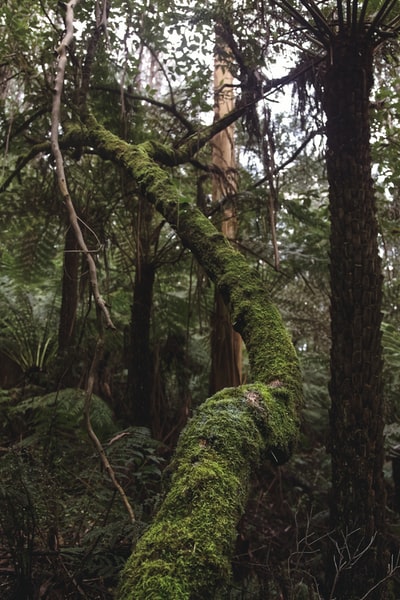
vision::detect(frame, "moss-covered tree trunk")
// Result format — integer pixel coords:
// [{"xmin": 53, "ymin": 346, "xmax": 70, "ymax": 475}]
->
[
  {"xmin": 323, "ymin": 36, "xmax": 386, "ymax": 599},
  {"xmin": 76, "ymin": 119, "xmax": 303, "ymax": 598},
  {"xmin": 118, "ymin": 382, "xmax": 299, "ymax": 600}
]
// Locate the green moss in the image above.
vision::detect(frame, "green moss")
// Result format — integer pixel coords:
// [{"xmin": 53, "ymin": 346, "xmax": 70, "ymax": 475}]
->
[{"xmin": 117, "ymin": 385, "xmax": 298, "ymax": 599}]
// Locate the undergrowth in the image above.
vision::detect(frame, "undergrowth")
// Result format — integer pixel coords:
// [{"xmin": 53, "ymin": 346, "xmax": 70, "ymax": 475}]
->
[{"xmin": 0, "ymin": 387, "xmax": 164, "ymax": 600}]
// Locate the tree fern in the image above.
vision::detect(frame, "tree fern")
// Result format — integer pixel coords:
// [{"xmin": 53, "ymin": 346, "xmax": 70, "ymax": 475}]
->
[
  {"xmin": 0, "ymin": 285, "xmax": 58, "ymax": 373},
  {"xmin": 9, "ymin": 388, "xmax": 117, "ymax": 447}
]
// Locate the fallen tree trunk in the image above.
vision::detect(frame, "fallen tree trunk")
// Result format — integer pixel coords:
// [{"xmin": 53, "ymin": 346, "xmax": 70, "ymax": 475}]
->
[{"xmin": 68, "ymin": 118, "xmax": 304, "ymax": 599}]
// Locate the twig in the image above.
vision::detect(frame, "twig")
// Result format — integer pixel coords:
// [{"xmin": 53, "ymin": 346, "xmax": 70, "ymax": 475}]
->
[
  {"xmin": 328, "ymin": 530, "xmax": 377, "ymax": 600},
  {"xmin": 359, "ymin": 552, "xmax": 400, "ymax": 600}
]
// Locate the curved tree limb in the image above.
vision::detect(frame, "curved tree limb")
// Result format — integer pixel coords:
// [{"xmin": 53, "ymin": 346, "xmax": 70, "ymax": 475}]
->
[
  {"xmin": 81, "ymin": 118, "xmax": 302, "ymax": 391},
  {"xmin": 71, "ymin": 118, "xmax": 303, "ymax": 598},
  {"xmin": 51, "ymin": 0, "xmax": 115, "ymax": 329},
  {"xmin": 2, "ymin": 90, "xmax": 303, "ymax": 594},
  {"xmin": 0, "ymin": 141, "xmax": 51, "ymax": 193}
]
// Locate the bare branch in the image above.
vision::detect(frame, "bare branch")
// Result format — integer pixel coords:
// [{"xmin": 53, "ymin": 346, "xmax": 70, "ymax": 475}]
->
[
  {"xmin": 254, "ymin": 128, "xmax": 322, "ymax": 186},
  {"xmin": 92, "ymin": 84, "xmax": 196, "ymax": 135},
  {"xmin": 84, "ymin": 334, "xmax": 136, "ymax": 524},
  {"xmin": 51, "ymin": 0, "xmax": 115, "ymax": 329},
  {"xmin": 0, "ymin": 106, "xmax": 49, "ymax": 148}
]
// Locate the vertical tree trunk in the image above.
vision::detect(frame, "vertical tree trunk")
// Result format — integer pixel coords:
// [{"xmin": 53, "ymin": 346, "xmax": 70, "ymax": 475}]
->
[
  {"xmin": 323, "ymin": 36, "xmax": 386, "ymax": 599},
  {"xmin": 209, "ymin": 41, "xmax": 242, "ymax": 394},
  {"xmin": 127, "ymin": 261, "xmax": 155, "ymax": 427},
  {"xmin": 58, "ymin": 224, "xmax": 80, "ymax": 352},
  {"xmin": 126, "ymin": 197, "xmax": 156, "ymax": 428}
]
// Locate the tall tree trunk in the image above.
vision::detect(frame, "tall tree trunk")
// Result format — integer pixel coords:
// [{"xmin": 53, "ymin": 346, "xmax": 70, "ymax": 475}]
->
[
  {"xmin": 209, "ymin": 41, "xmax": 242, "ymax": 394},
  {"xmin": 126, "ymin": 197, "xmax": 156, "ymax": 428},
  {"xmin": 323, "ymin": 36, "xmax": 386, "ymax": 599},
  {"xmin": 58, "ymin": 223, "xmax": 80, "ymax": 352},
  {"xmin": 127, "ymin": 261, "xmax": 155, "ymax": 427}
]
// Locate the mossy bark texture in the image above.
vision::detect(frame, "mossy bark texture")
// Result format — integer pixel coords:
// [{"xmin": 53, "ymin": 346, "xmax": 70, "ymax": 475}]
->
[
  {"xmin": 78, "ymin": 120, "xmax": 303, "ymax": 599},
  {"xmin": 118, "ymin": 385, "xmax": 298, "ymax": 600}
]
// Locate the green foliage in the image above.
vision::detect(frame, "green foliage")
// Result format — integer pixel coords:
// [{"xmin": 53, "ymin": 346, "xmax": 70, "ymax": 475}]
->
[
  {"xmin": 0, "ymin": 0, "xmax": 400, "ymax": 597},
  {"xmin": 0, "ymin": 449, "xmax": 43, "ymax": 597},
  {"xmin": 0, "ymin": 286, "xmax": 58, "ymax": 374},
  {"xmin": 11, "ymin": 388, "xmax": 116, "ymax": 443},
  {"xmin": 300, "ymin": 351, "xmax": 330, "ymax": 443},
  {"xmin": 382, "ymin": 321, "xmax": 400, "ymax": 421},
  {"xmin": 0, "ymin": 385, "xmax": 164, "ymax": 599}
]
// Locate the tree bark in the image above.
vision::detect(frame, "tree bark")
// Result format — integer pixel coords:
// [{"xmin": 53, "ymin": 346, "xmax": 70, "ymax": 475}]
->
[
  {"xmin": 127, "ymin": 260, "xmax": 155, "ymax": 427},
  {"xmin": 58, "ymin": 223, "xmax": 80, "ymax": 352},
  {"xmin": 209, "ymin": 291, "xmax": 242, "ymax": 393},
  {"xmin": 209, "ymin": 42, "xmax": 242, "ymax": 394},
  {"xmin": 323, "ymin": 36, "xmax": 386, "ymax": 599},
  {"xmin": 126, "ymin": 196, "xmax": 156, "ymax": 428}
]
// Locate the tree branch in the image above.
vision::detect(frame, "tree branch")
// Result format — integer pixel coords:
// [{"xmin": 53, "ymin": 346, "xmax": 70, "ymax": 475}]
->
[
  {"xmin": 92, "ymin": 84, "xmax": 196, "ymax": 135},
  {"xmin": 0, "ymin": 141, "xmax": 51, "ymax": 193},
  {"xmin": 0, "ymin": 106, "xmax": 49, "ymax": 149},
  {"xmin": 84, "ymin": 333, "xmax": 135, "ymax": 524},
  {"xmin": 51, "ymin": 0, "xmax": 115, "ymax": 330}
]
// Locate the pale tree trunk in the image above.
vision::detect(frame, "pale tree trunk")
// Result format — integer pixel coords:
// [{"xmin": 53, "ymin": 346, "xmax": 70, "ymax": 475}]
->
[{"xmin": 209, "ymin": 43, "xmax": 243, "ymax": 394}]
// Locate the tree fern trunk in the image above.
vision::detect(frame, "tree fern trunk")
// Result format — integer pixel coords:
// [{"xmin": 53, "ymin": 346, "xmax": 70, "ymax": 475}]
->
[{"xmin": 323, "ymin": 36, "xmax": 386, "ymax": 599}]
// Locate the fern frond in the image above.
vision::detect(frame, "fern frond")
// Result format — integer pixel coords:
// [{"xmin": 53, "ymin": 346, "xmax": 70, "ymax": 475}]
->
[{"xmin": 0, "ymin": 288, "xmax": 58, "ymax": 372}]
